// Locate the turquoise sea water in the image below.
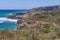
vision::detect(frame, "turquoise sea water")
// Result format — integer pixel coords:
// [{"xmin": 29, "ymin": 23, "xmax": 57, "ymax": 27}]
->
[{"xmin": 0, "ymin": 10, "xmax": 27, "ymax": 30}]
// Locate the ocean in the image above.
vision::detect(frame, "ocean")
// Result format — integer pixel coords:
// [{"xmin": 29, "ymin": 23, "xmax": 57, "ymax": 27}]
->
[{"xmin": 0, "ymin": 10, "xmax": 27, "ymax": 30}]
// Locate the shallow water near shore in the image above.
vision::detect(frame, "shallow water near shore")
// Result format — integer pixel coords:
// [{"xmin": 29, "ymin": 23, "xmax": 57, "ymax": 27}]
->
[{"xmin": 0, "ymin": 10, "xmax": 27, "ymax": 30}]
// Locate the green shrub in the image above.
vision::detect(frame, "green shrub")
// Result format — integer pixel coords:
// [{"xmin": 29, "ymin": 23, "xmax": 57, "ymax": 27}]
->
[
  {"xmin": 40, "ymin": 24, "xmax": 50, "ymax": 33},
  {"xmin": 43, "ymin": 24, "xmax": 50, "ymax": 29}
]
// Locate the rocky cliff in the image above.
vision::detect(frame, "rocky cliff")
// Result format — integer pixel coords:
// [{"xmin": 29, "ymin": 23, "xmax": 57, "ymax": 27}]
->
[
  {"xmin": 15, "ymin": 5, "xmax": 60, "ymax": 40},
  {"xmin": 3, "ymin": 5, "xmax": 60, "ymax": 40}
]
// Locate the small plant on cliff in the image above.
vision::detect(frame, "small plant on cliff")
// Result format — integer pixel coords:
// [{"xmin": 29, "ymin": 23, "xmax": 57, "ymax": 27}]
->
[{"xmin": 40, "ymin": 24, "xmax": 50, "ymax": 33}]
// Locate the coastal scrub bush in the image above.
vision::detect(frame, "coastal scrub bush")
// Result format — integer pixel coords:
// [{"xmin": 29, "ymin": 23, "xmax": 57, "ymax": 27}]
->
[
  {"xmin": 40, "ymin": 28, "xmax": 50, "ymax": 33},
  {"xmin": 34, "ymin": 14, "xmax": 48, "ymax": 19},
  {"xmin": 40, "ymin": 24, "xmax": 50, "ymax": 33},
  {"xmin": 43, "ymin": 24, "xmax": 50, "ymax": 29},
  {"xmin": 56, "ymin": 32, "xmax": 60, "ymax": 38}
]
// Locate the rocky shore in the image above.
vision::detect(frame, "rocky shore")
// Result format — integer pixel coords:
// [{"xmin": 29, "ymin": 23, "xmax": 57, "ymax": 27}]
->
[
  {"xmin": 7, "ymin": 5, "xmax": 60, "ymax": 28},
  {"xmin": 6, "ymin": 5, "xmax": 60, "ymax": 40}
]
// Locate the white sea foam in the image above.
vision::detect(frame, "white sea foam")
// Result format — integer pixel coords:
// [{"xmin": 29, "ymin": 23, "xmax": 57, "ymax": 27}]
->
[{"xmin": 0, "ymin": 17, "xmax": 18, "ymax": 22}]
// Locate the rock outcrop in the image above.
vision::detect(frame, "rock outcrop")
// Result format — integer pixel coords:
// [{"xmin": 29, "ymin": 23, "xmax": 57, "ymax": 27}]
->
[
  {"xmin": 7, "ymin": 12, "xmax": 26, "ymax": 19},
  {"xmin": 30, "ymin": 5, "xmax": 60, "ymax": 12},
  {"xmin": 16, "ymin": 5, "xmax": 60, "ymax": 30}
]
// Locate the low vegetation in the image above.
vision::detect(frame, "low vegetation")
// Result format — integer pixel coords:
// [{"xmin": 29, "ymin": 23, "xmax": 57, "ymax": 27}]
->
[{"xmin": 0, "ymin": 10, "xmax": 60, "ymax": 40}]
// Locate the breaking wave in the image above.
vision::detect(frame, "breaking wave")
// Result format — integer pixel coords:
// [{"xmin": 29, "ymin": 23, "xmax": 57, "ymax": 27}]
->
[{"xmin": 0, "ymin": 17, "xmax": 18, "ymax": 23}]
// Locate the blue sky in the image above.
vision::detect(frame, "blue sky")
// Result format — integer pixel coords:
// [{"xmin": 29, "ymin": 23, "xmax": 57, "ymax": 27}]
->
[{"xmin": 0, "ymin": 0, "xmax": 60, "ymax": 9}]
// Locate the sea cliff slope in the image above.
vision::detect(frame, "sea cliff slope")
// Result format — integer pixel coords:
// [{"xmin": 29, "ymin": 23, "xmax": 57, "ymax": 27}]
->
[{"xmin": 5, "ymin": 5, "xmax": 60, "ymax": 40}]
